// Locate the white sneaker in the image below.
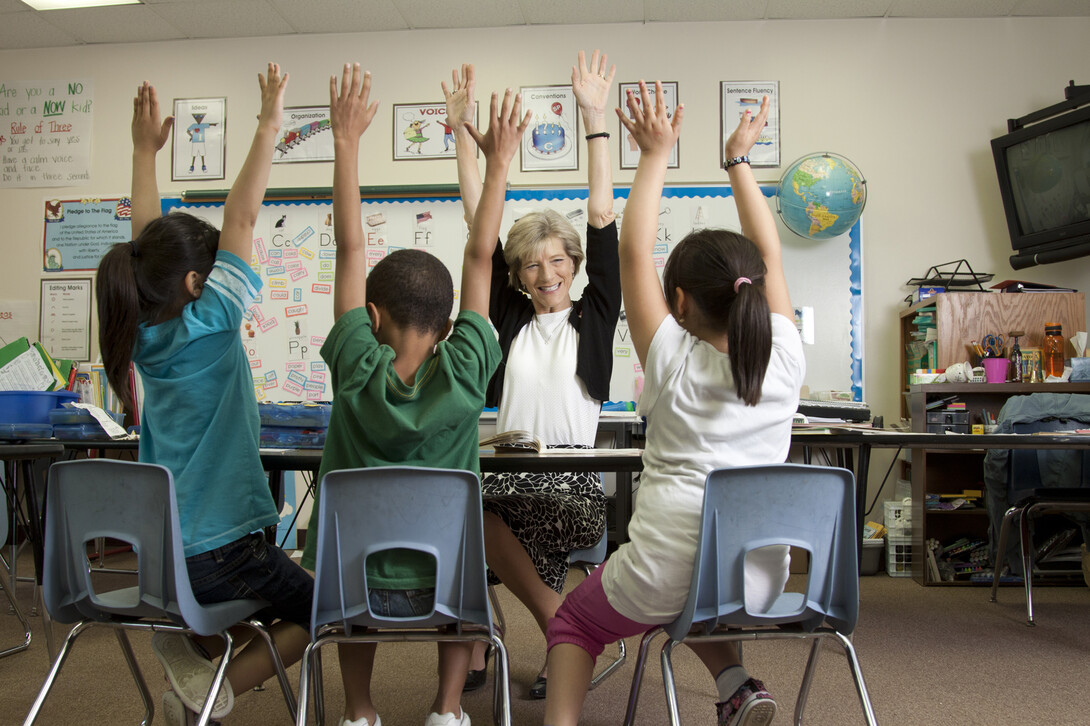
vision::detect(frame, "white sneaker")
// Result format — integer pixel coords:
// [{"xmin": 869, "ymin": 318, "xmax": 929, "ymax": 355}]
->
[
  {"xmin": 342, "ymin": 715, "xmax": 382, "ymax": 726},
  {"xmin": 425, "ymin": 708, "xmax": 470, "ymax": 726},
  {"xmin": 151, "ymin": 631, "xmax": 233, "ymax": 719}
]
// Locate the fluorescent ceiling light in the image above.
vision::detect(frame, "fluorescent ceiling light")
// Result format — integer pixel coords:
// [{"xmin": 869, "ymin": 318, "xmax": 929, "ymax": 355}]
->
[{"xmin": 23, "ymin": 0, "xmax": 141, "ymax": 9}]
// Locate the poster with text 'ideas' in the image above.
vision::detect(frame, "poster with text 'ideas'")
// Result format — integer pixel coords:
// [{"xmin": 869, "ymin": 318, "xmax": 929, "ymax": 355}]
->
[{"xmin": 1, "ymin": 79, "xmax": 93, "ymax": 188}]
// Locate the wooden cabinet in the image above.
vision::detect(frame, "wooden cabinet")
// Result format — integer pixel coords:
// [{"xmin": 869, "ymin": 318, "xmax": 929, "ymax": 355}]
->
[
  {"xmin": 899, "ymin": 292, "xmax": 1085, "ymax": 418},
  {"xmin": 907, "ymin": 383, "xmax": 1090, "ymax": 584}
]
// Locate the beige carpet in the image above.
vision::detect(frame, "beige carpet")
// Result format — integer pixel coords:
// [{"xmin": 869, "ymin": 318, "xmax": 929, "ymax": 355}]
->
[{"xmin": 3, "ymin": 551, "xmax": 1090, "ymax": 725}]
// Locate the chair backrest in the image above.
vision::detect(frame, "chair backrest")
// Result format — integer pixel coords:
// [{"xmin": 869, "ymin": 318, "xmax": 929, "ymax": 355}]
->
[
  {"xmin": 989, "ymin": 393, "xmax": 1090, "ymax": 501},
  {"xmin": 44, "ymin": 459, "xmax": 262, "ymax": 635},
  {"xmin": 664, "ymin": 463, "xmax": 857, "ymax": 642},
  {"xmin": 310, "ymin": 466, "xmax": 493, "ymax": 637}
]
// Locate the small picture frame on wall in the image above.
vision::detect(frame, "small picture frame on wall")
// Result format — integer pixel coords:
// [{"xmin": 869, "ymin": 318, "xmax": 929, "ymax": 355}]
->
[
  {"xmin": 720, "ymin": 81, "xmax": 780, "ymax": 168},
  {"xmin": 172, "ymin": 97, "xmax": 226, "ymax": 181},
  {"xmin": 273, "ymin": 106, "xmax": 334, "ymax": 164},
  {"xmin": 393, "ymin": 102, "xmax": 478, "ymax": 160},
  {"xmin": 618, "ymin": 81, "xmax": 679, "ymax": 169},
  {"xmin": 519, "ymin": 85, "xmax": 579, "ymax": 172}
]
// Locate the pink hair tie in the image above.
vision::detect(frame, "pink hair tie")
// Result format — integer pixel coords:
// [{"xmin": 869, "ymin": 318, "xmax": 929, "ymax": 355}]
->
[{"xmin": 733, "ymin": 276, "xmax": 752, "ymax": 293}]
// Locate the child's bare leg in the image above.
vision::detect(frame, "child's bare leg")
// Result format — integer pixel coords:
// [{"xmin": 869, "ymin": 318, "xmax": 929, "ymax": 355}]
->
[
  {"xmin": 542, "ymin": 643, "xmax": 594, "ymax": 726},
  {"xmin": 224, "ymin": 621, "xmax": 310, "ymax": 693},
  {"xmin": 686, "ymin": 640, "xmax": 742, "ymax": 677},
  {"xmin": 340, "ymin": 642, "xmax": 379, "ymax": 723},
  {"xmin": 433, "ymin": 641, "xmax": 472, "ymax": 716}
]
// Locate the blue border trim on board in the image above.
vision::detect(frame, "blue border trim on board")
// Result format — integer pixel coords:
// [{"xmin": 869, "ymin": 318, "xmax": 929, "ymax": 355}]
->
[{"xmin": 163, "ymin": 184, "xmax": 865, "ymax": 402}]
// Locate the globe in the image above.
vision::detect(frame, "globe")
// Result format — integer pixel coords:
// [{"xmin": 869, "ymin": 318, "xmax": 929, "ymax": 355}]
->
[{"xmin": 776, "ymin": 153, "xmax": 867, "ymax": 239}]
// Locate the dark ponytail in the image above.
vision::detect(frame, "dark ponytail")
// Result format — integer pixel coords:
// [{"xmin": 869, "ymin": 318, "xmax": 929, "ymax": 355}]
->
[
  {"xmin": 96, "ymin": 213, "xmax": 219, "ymax": 411},
  {"xmin": 663, "ymin": 229, "xmax": 771, "ymax": 406}
]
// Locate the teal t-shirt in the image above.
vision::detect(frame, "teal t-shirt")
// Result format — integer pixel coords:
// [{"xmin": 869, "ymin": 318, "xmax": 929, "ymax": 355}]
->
[
  {"xmin": 135, "ymin": 250, "xmax": 278, "ymax": 557},
  {"xmin": 301, "ymin": 307, "xmax": 501, "ymax": 589}
]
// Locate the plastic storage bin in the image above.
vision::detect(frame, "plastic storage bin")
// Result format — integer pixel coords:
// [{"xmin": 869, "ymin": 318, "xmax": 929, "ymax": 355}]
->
[
  {"xmin": 883, "ymin": 500, "xmax": 912, "ymax": 535},
  {"xmin": 259, "ymin": 427, "xmax": 326, "ymax": 449},
  {"xmin": 886, "ymin": 534, "xmax": 914, "ymax": 577},
  {"xmin": 861, "ymin": 538, "xmax": 884, "ymax": 575},
  {"xmin": 0, "ymin": 390, "xmax": 80, "ymax": 424},
  {"xmin": 0, "ymin": 423, "xmax": 53, "ymax": 440},
  {"xmin": 52, "ymin": 423, "xmax": 118, "ymax": 441},
  {"xmin": 49, "ymin": 408, "xmax": 124, "ymax": 426},
  {"xmin": 257, "ymin": 402, "xmax": 331, "ymax": 428}
]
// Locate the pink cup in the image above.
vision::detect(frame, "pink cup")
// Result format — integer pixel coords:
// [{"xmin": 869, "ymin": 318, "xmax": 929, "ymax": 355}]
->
[{"xmin": 982, "ymin": 357, "xmax": 1009, "ymax": 383}]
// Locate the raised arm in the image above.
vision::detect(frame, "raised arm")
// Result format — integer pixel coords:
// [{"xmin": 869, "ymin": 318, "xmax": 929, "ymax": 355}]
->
[
  {"xmin": 572, "ymin": 49, "xmax": 616, "ymax": 228},
  {"xmin": 329, "ymin": 63, "xmax": 380, "ymax": 320},
  {"xmin": 219, "ymin": 63, "xmax": 289, "ymax": 261},
  {"xmin": 461, "ymin": 89, "xmax": 530, "ymax": 318},
  {"xmin": 725, "ymin": 96, "xmax": 792, "ymax": 319},
  {"xmin": 443, "ymin": 63, "xmax": 483, "ymax": 228},
  {"xmin": 129, "ymin": 82, "xmax": 174, "ymax": 238},
  {"xmin": 616, "ymin": 81, "xmax": 684, "ymax": 365}
]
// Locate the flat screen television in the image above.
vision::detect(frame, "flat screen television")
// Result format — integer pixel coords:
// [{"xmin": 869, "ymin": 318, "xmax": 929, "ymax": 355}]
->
[{"xmin": 991, "ymin": 99, "xmax": 1090, "ymax": 269}]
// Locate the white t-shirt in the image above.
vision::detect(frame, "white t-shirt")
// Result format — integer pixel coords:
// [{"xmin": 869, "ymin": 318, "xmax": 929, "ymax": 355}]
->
[
  {"xmin": 601, "ymin": 313, "xmax": 805, "ymax": 623},
  {"xmin": 496, "ymin": 309, "xmax": 600, "ymax": 446}
]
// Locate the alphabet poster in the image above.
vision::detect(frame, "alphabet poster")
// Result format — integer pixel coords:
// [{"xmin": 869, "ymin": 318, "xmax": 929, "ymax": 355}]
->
[
  {"xmin": 0, "ymin": 79, "xmax": 93, "ymax": 188},
  {"xmin": 168, "ymin": 185, "xmax": 864, "ymax": 404}
]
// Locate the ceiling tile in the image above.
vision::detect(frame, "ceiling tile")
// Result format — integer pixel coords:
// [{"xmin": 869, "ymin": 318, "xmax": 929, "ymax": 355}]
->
[
  {"xmin": 767, "ymin": 0, "xmax": 890, "ymax": 20},
  {"xmin": 266, "ymin": 0, "xmax": 408, "ymax": 34},
  {"xmin": 392, "ymin": 0, "xmax": 525, "ymax": 29},
  {"xmin": 23, "ymin": 5, "xmax": 185, "ymax": 45},
  {"xmin": 887, "ymin": 0, "xmax": 1017, "ymax": 18},
  {"xmin": 150, "ymin": 0, "xmax": 294, "ymax": 39},
  {"xmin": 644, "ymin": 0, "xmax": 768, "ymax": 22},
  {"xmin": 0, "ymin": 8, "xmax": 81, "ymax": 48},
  {"xmin": 517, "ymin": 0, "xmax": 645, "ymax": 26}
]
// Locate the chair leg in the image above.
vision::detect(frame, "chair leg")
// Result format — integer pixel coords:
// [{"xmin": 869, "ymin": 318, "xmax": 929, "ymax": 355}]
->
[
  {"xmin": 313, "ymin": 646, "xmax": 326, "ymax": 726},
  {"xmin": 588, "ymin": 636, "xmax": 627, "ymax": 690},
  {"xmin": 114, "ymin": 629, "xmax": 154, "ymax": 726},
  {"xmin": 295, "ymin": 641, "xmax": 317, "ymax": 726},
  {"xmin": 829, "ymin": 630, "xmax": 878, "ymax": 726},
  {"xmin": 490, "ymin": 633, "xmax": 512, "ymax": 726},
  {"xmin": 244, "ymin": 619, "xmax": 298, "ymax": 721},
  {"xmin": 22, "ymin": 620, "xmax": 94, "ymax": 725},
  {"xmin": 622, "ymin": 627, "xmax": 663, "ymax": 726},
  {"xmin": 487, "ymin": 583, "xmax": 507, "ymax": 638},
  {"xmin": 194, "ymin": 630, "xmax": 234, "ymax": 726},
  {"xmin": 793, "ymin": 636, "xmax": 825, "ymax": 726},
  {"xmin": 660, "ymin": 639, "xmax": 683, "ymax": 726},
  {"xmin": 1018, "ymin": 507, "xmax": 1037, "ymax": 626},
  {"xmin": 990, "ymin": 505, "xmax": 1019, "ymax": 603},
  {"xmin": 0, "ymin": 561, "xmax": 31, "ymax": 658}
]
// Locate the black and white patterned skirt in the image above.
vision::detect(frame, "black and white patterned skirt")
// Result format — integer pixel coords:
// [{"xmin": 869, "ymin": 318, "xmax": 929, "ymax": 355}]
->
[{"xmin": 482, "ymin": 446, "xmax": 607, "ymax": 593}]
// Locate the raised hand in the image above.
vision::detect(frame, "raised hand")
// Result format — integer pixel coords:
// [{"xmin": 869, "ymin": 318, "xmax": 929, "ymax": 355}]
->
[
  {"xmin": 467, "ymin": 88, "xmax": 531, "ymax": 167},
  {"xmin": 330, "ymin": 63, "xmax": 380, "ymax": 142},
  {"xmin": 617, "ymin": 80, "xmax": 684, "ymax": 158},
  {"xmin": 257, "ymin": 62, "xmax": 289, "ymax": 132},
  {"xmin": 725, "ymin": 95, "xmax": 770, "ymax": 160},
  {"xmin": 442, "ymin": 63, "xmax": 476, "ymax": 130},
  {"xmin": 571, "ymin": 49, "xmax": 615, "ymax": 126},
  {"xmin": 131, "ymin": 81, "xmax": 173, "ymax": 154}
]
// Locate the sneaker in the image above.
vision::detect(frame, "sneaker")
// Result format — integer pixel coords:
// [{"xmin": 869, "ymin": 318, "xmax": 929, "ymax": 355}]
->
[
  {"xmin": 162, "ymin": 690, "xmax": 192, "ymax": 726},
  {"xmin": 425, "ymin": 709, "xmax": 470, "ymax": 726},
  {"xmin": 342, "ymin": 716, "xmax": 382, "ymax": 726},
  {"xmin": 151, "ymin": 631, "xmax": 233, "ymax": 719},
  {"xmin": 716, "ymin": 677, "xmax": 776, "ymax": 726}
]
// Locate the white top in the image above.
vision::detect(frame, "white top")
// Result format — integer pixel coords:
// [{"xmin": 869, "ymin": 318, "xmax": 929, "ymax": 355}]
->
[
  {"xmin": 601, "ymin": 313, "xmax": 806, "ymax": 623},
  {"xmin": 496, "ymin": 308, "xmax": 600, "ymax": 446}
]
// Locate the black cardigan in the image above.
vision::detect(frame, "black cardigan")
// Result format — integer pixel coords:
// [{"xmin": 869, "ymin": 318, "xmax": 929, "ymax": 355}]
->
[{"xmin": 485, "ymin": 221, "xmax": 621, "ymax": 408}]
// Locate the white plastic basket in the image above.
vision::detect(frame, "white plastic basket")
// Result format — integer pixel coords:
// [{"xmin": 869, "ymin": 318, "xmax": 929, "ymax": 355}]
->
[
  {"xmin": 883, "ymin": 500, "xmax": 912, "ymax": 535},
  {"xmin": 886, "ymin": 534, "xmax": 914, "ymax": 577}
]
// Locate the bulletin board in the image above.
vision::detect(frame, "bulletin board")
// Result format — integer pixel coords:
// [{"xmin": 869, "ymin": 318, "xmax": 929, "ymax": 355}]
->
[{"xmin": 165, "ymin": 184, "xmax": 864, "ymax": 404}]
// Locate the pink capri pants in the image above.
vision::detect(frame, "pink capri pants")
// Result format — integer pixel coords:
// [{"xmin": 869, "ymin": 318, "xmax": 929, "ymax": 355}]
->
[{"xmin": 546, "ymin": 563, "xmax": 654, "ymax": 658}]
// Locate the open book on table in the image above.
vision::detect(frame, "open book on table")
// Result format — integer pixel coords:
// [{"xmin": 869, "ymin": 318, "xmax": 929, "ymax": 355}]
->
[{"xmin": 479, "ymin": 430, "xmax": 544, "ymax": 453}]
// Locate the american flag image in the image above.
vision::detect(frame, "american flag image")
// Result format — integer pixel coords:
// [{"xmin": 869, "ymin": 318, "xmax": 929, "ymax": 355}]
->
[
  {"xmin": 416, "ymin": 211, "xmax": 433, "ymax": 224},
  {"xmin": 115, "ymin": 198, "xmax": 132, "ymax": 220}
]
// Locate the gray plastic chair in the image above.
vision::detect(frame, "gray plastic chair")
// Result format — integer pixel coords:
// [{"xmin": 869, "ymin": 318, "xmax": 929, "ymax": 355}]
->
[
  {"xmin": 22, "ymin": 459, "xmax": 297, "ymax": 726},
  {"xmin": 623, "ymin": 464, "xmax": 877, "ymax": 726},
  {"xmin": 297, "ymin": 466, "xmax": 510, "ymax": 726},
  {"xmin": 1, "ymin": 484, "xmax": 32, "ymax": 658}
]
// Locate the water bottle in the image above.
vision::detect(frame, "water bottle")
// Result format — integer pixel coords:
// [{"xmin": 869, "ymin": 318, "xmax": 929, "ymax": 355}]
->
[{"xmin": 1008, "ymin": 331, "xmax": 1024, "ymax": 383}]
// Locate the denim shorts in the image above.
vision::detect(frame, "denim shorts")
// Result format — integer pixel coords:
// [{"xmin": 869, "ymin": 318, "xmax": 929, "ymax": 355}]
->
[
  {"xmin": 368, "ymin": 587, "xmax": 436, "ymax": 618},
  {"xmin": 186, "ymin": 532, "xmax": 314, "ymax": 628}
]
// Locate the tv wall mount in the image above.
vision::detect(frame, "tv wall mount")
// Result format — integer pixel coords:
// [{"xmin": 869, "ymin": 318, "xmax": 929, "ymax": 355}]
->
[{"xmin": 1008, "ymin": 80, "xmax": 1090, "ymax": 131}]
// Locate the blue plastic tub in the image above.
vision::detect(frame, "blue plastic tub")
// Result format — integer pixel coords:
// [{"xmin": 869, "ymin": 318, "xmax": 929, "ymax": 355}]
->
[{"xmin": 0, "ymin": 390, "xmax": 80, "ymax": 424}]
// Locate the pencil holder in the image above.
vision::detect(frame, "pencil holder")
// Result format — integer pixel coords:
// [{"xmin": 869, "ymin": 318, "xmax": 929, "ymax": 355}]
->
[{"xmin": 982, "ymin": 357, "xmax": 1008, "ymax": 383}]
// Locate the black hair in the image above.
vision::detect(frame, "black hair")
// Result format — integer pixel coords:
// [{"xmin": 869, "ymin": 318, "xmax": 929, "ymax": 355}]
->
[
  {"xmin": 366, "ymin": 249, "xmax": 453, "ymax": 336},
  {"xmin": 96, "ymin": 213, "xmax": 219, "ymax": 410},
  {"xmin": 662, "ymin": 228, "xmax": 771, "ymax": 406}
]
